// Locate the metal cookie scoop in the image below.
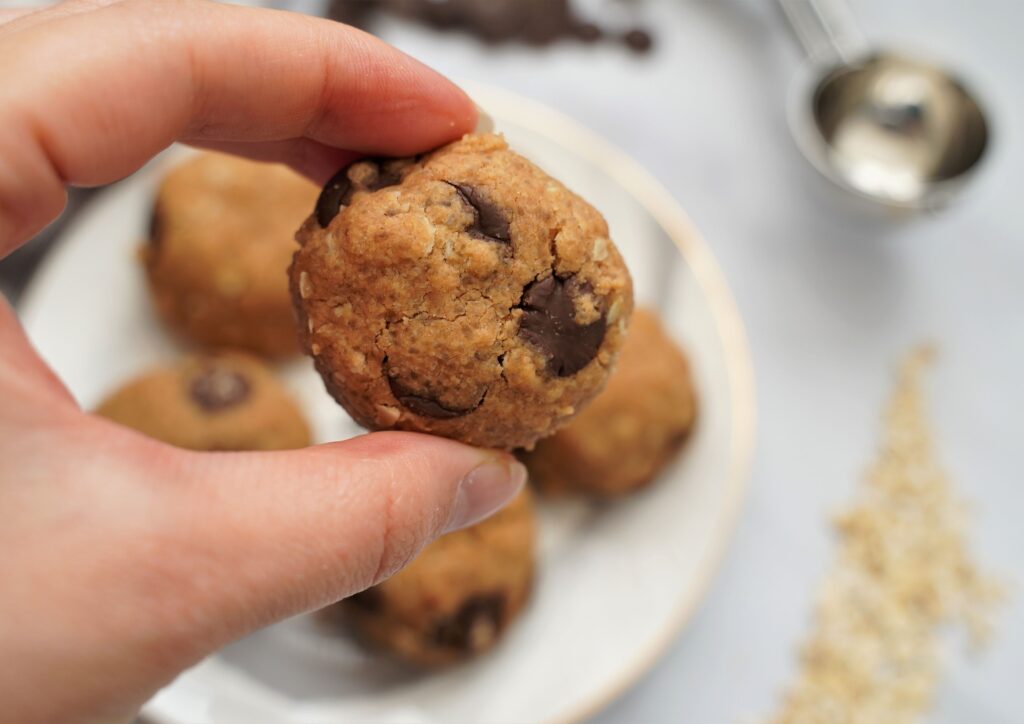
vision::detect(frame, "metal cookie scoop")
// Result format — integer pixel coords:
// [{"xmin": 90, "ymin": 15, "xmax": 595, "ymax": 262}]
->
[{"xmin": 779, "ymin": 0, "xmax": 990, "ymax": 211}]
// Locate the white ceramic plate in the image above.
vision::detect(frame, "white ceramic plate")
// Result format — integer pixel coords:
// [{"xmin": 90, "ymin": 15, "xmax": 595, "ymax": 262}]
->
[{"xmin": 18, "ymin": 83, "xmax": 755, "ymax": 724}]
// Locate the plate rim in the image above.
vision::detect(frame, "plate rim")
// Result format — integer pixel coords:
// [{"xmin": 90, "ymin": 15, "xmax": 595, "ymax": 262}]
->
[
  {"xmin": 461, "ymin": 81, "xmax": 757, "ymax": 724},
  {"xmin": 18, "ymin": 82, "xmax": 756, "ymax": 724}
]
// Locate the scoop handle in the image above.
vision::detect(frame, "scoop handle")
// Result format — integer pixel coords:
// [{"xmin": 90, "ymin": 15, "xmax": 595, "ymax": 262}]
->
[{"xmin": 777, "ymin": 0, "xmax": 868, "ymax": 64}]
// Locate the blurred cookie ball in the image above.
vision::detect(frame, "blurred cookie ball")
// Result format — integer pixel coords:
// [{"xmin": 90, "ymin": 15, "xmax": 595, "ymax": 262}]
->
[
  {"xmin": 95, "ymin": 353, "xmax": 310, "ymax": 451},
  {"xmin": 144, "ymin": 152, "xmax": 319, "ymax": 358},
  {"xmin": 522, "ymin": 308, "xmax": 697, "ymax": 497},
  {"xmin": 336, "ymin": 488, "xmax": 535, "ymax": 666}
]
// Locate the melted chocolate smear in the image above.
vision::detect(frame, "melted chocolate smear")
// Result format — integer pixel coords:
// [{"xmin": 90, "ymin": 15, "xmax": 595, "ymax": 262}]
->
[
  {"xmin": 517, "ymin": 275, "xmax": 607, "ymax": 377},
  {"xmin": 315, "ymin": 157, "xmax": 406, "ymax": 228},
  {"xmin": 327, "ymin": 0, "xmax": 653, "ymax": 54},
  {"xmin": 447, "ymin": 182, "xmax": 511, "ymax": 244},
  {"xmin": 432, "ymin": 594, "xmax": 506, "ymax": 651},
  {"xmin": 387, "ymin": 374, "xmax": 483, "ymax": 420},
  {"xmin": 189, "ymin": 367, "xmax": 251, "ymax": 412}
]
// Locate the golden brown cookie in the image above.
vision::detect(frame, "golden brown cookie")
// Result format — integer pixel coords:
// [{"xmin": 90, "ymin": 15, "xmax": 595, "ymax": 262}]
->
[
  {"xmin": 95, "ymin": 353, "xmax": 311, "ymax": 451},
  {"xmin": 522, "ymin": 308, "xmax": 697, "ymax": 497},
  {"xmin": 290, "ymin": 133, "xmax": 633, "ymax": 449},
  {"xmin": 336, "ymin": 488, "xmax": 536, "ymax": 666},
  {"xmin": 144, "ymin": 152, "xmax": 319, "ymax": 358}
]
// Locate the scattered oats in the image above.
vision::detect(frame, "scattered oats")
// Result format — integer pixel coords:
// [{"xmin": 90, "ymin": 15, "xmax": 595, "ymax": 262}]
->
[{"xmin": 770, "ymin": 346, "xmax": 1005, "ymax": 724}]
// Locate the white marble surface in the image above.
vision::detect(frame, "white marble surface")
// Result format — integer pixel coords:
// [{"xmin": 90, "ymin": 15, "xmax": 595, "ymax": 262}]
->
[{"xmin": 342, "ymin": 1, "xmax": 1024, "ymax": 722}]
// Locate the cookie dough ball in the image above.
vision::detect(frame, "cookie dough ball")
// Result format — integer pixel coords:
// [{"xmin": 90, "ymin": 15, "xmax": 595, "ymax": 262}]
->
[
  {"xmin": 144, "ymin": 152, "xmax": 319, "ymax": 358},
  {"xmin": 339, "ymin": 488, "xmax": 536, "ymax": 666},
  {"xmin": 290, "ymin": 133, "xmax": 633, "ymax": 450},
  {"xmin": 522, "ymin": 308, "xmax": 697, "ymax": 497},
  {"xmin": 95, "ymin": 353, "xmax": 311, "ymax": 451}
]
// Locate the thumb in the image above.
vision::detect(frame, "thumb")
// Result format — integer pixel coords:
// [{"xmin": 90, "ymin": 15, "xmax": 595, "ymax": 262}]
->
[
  {"xmin": 130, "ymin": 429, "xmax": 526, "ymax": 659},
  {"xmin": 0, "ymin": 300, "xmax": 526, "ymax": 722}
]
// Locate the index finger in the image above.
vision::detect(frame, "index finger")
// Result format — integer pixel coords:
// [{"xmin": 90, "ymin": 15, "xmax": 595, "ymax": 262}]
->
[{"xmin": 0, "ymin": 0, "xmax": 477, "ymax": 251}]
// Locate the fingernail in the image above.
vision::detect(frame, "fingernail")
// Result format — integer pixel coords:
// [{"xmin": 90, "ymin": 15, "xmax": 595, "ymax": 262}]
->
[
  {"xmin": 474, "ymin": 105, "xmax": 495, "ymax": 134},
  {"xmin": 445, "ymin": 454, "xmax": 526, "ymax": 532}
]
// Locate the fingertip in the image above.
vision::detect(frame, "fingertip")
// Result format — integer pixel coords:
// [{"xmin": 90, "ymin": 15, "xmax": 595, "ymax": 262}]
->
[
  {"xmin": 444, "ymin": 453, "xmax": 527, "ymax": 533},
  {"xmin": 441, "ymin": 80, "xmax": 480, "ymax": 137}
]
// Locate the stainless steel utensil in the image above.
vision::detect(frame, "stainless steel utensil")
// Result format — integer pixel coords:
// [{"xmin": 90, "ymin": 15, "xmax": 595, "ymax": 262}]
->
[{"xmin": 779, "ymin": 0, "xmax": 989, "ymax": 211}]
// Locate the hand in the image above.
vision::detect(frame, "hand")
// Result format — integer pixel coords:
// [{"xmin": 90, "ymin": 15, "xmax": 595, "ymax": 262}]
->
[{"xmin": 0, "ymin": 2, "xmax": 525, "ymax": 722}]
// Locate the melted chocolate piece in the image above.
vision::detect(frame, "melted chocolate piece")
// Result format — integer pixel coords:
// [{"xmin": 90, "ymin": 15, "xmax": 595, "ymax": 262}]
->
[
  {"xmin": 188, "ymin": 367, "xmax": 251, "ymax": 412},
  {"xmin": 447, "ymin": 182, "xmax": 511, "ymax": 244},
  {"xmin": 623, "ymin": 28, "xmax": 653, "ymax": 53},
  {"xmin": 432, "ymin": 593, "xmax": 506, "ymax": 651},
  {"xmin": 517, "ymin": 275, "xmax": 607, "ymax": 377},
  {"xmin": 315, "ymin": 158, "xmax": 406, "ymax": 228},
  {"xmin": 386, "ymin": 374, "xmax": 483, "ymax": 420}
]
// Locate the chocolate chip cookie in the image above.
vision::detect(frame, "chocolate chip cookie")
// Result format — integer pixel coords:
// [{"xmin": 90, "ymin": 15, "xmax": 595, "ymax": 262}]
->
[
  {"xmin": 522, "ymin": 308, "xmax": 697, "ymax": 496},
  {"xmin": 95, "ymin": 353, "xmax": 311, "ymax": 451},
  {"xmin": 144, "ymin": 152, "xmax": 319, "ymax": 358},
  {"xmin": 290, "ymin": 133, "xmax": 633, "ymax": 449},
  {"xmin": 336, "ymin": 488, "xmax": 535, "ymax": 666}
]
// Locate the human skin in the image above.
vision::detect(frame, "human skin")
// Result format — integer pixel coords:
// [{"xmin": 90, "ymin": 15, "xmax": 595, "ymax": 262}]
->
[{"xmin": 0, "ymin": 2, "xmax": 525, "ymax": 722}]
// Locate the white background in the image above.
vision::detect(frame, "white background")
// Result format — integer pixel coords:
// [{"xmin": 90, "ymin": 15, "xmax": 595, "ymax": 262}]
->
[{"xmin": 4, "ymin": 1, "xmax": 1022, "ymax": 722}]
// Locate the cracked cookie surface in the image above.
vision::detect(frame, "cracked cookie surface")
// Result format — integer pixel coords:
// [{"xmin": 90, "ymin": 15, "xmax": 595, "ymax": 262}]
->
[
  {"xmin": 333, "ymin": 488, "xmax": 535, "ymax": 667},
  {"xmin": 145, "ymin": 152, "xmax": 319, "ymax": 358},
  {"xmin": 522, "ymin": 308, "xmax": 698, "ymax": 497},
  {"xmin": 290, "ymin": 134, "xmax": 633, "ymax": 449},
  {"xmin": 95, "ymin": 352, "xmax": 311, "ymax": 451}
]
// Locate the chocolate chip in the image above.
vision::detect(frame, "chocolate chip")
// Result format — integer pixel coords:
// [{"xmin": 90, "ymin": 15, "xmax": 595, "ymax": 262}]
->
[
  {"xmin": 347, "ymin": 587, "xmax": 382, "ymax": 613},
  {"xmin": 315, "ymin": 167, "xmax": 353, "ymax": 228},
  {"xmin": 432, "ymin": 593, "xmax": 506, "ymax": 651},
  {"xmin": 517, "ymin": 275, "xmax": 607, "ymax": 377},
  {"xmin": 148, "ymin": 205, "xmax": 164, "ymax": 249},
  {"xmin": 386, "ymin": 374, "xmax": 482, "ymax": 419},
  {"xmin": 447, "ymin": 182, "xmax": 511, "ymax": 244},
  {"xmin": 315, "ymin": 157, "xmax": 407, "ymax": 228},
  {"xmin": 327, "ymin": 0, "xmax": 375, "ymax": 28},
  {"xmin": 188, "ymin": 367, "xmax": 251, "ymax": 412},
  {"xmin": 623, "ymin": 28, "xmax": 653, "ymax": 53},
  {"xmin": 365, "ymin": 158, "xmax": 406, "ymax": 190}
]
